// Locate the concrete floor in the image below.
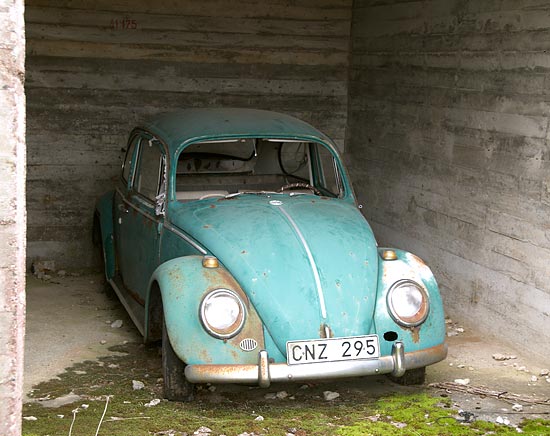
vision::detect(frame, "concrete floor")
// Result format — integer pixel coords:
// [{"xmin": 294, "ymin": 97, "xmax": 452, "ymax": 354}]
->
[{"xmin": 24, "ymin": 274, "xmax": 550, "ymax": 422}]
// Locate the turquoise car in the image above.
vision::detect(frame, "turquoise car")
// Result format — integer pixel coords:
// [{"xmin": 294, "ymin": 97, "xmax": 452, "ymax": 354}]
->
[{"xmin": 93, "ymin": 108, "xmax": 447, "ymax": 401}]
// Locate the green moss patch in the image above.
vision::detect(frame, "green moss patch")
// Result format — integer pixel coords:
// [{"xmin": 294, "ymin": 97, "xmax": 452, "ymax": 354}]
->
[{"xmin": 23, "ymin": 343, "xmax": 550, "ymax": 436}]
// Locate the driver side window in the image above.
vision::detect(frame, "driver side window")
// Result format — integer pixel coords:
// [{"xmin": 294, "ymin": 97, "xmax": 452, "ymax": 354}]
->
[{"xmin": 134, "ymin": 139, "xmax": 164, "ymax": 202}]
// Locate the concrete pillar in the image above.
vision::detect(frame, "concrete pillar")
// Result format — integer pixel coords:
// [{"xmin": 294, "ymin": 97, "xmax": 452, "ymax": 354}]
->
[{"xmin": 0, "ymin": 0, "xmax": 26, "ymax": 434}]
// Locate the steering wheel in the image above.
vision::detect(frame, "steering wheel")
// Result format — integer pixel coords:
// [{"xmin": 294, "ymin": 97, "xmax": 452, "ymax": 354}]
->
[{"xmin": 278, "ymin": 182, "xmax": 321, "ymax": 196}]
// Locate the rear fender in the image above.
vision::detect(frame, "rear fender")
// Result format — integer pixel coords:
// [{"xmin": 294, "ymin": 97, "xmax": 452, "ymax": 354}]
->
[
  {"xmin": 146, "ymin": 255, "xmax": 264, "ymax": 365},
  {"xmin": 94, "ymin": 191, "xmax": 116, "ymax": 280}
]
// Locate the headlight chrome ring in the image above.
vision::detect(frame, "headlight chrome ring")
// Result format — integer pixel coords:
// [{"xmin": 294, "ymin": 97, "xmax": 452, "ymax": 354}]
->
[
  {"xmin": 200, "ymin": 288, "xmax": 246, "ymax": 339},
  {"xmin": 387, "ymin": 279, "xmax": 430, "ymax": 327}
]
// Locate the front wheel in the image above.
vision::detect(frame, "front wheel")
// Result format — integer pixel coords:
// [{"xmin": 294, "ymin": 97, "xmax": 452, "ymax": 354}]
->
[
  {"xmin": 162, "ymin": 316, "xmax": 195, "ymax": 401},
  {"xmin": 388, "ymin": 367, "xmax": 426, "ymax": 385}
]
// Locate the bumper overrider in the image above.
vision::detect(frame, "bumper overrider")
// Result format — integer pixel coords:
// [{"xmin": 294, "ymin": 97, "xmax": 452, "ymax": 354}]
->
[{"xmin": 185, "ymin": 341, "xmax": 447, "ymax": 387}]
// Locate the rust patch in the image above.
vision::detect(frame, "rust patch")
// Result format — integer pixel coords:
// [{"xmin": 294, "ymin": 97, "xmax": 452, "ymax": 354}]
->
[
  {"xmin": 409, "ymin": 253, "xmax": 427, "ymax": 267},
  {"xmin": 198, "ymin": 348, "xmax": 213, "ymax": 364},
  {"xmin": 203, "ymin": 224, "xmax": 211, "ymax": 229},
  {"xmin": 409, "ymin": 326, "xmax": 421, "ymax": 343}
]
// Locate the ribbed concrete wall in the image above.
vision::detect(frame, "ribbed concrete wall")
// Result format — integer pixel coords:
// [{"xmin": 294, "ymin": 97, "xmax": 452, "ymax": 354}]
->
[
  {"xmin": 347, "ymin": 0, "xmax": 550, "ymax": 359},
  {"xmin": 0, "ymin": 0, "xmax": 26, "ymax": 433},
  {"xmin": 25, "ymin": 0, "xmax": 352, "ymax": 269}
]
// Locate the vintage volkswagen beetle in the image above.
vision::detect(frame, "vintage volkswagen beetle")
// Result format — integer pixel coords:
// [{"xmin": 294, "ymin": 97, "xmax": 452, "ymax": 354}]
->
[{"xmin": 94, "ymin": 108, "xmax": 447, "ymax": 401}]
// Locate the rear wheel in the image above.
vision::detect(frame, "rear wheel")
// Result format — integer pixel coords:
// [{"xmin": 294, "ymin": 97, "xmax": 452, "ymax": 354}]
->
[
  {"xmin": 388, "ymin": 367, "xmax": 426, "ymax": 385},
  {"xmin": 162, "ymin": 315, "xmax": 194, "ymax": 401}
]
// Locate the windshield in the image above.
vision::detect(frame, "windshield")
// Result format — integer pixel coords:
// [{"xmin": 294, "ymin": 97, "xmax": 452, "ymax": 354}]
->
[{"xmin": 174, "ymin": 138, "xmax": 342, "ymax": 201}]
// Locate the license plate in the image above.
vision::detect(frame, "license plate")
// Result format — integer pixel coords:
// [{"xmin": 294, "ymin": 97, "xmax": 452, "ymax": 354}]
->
[{"xmin": 286, "ymin": 334, "xmax": 380, "ymax": 365}]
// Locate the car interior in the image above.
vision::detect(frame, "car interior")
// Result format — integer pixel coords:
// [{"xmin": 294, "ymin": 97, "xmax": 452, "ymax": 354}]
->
[{"xmin": 175, "ymin": 138, "xmax": 340, "ymax": 201}]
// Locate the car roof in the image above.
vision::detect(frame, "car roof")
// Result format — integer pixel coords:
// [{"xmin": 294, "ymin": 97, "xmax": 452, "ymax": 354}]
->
[{"xmin": 138, "ymin": 108, "xmax": 333, "ymax": 155}]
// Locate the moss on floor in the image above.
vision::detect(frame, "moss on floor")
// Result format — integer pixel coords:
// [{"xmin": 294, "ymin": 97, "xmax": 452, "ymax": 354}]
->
[{"xmin": 23, "ymin": 343, "xmax": 550, "ymax": 436}]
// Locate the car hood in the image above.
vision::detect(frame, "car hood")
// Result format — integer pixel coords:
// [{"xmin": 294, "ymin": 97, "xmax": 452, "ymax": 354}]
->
[{"xmin": 169, "ymin": 195, "xmax": 379, "ymax": 355}]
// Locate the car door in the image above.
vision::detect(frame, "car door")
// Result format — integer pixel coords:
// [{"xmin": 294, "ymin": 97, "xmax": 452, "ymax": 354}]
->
[{"xmin": 116, "ymin": 134, "xmax": 166, "ymax": 300}]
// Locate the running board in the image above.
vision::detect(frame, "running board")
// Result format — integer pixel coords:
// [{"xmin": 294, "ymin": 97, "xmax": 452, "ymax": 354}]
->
[{"xmin": 108, "ymin": 278, "xmax": 145, "ymax": 336}]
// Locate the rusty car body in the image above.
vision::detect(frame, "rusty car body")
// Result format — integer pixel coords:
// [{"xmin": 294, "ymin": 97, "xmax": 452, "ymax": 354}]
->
[{"xmin": 94, "ymin": 108, "xmax": 447, "ymax": 401}]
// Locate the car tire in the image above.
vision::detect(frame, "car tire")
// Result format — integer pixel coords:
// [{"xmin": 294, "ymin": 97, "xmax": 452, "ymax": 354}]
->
[
  {"xmin": 388, "ymin": 367, "xmax": 426, "ymax": 385},
  {"xmin": 162, "ymin": 316, "xmax": 195, "ymax": 402}
]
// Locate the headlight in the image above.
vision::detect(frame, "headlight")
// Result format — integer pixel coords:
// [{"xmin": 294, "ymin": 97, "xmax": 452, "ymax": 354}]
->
[
  {"xmin": 200, "ymin": 289, "xmax": 245, "ymax": 338},
  {"xmin": 387, "ymin": 280, "xmax": 429, "ymax": 327}
]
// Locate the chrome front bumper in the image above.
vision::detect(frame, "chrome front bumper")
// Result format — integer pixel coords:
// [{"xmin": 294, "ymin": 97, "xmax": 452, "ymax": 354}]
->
[{"xmin": 185, "ymin": 341, "xmax": 447, "ymax": 388}]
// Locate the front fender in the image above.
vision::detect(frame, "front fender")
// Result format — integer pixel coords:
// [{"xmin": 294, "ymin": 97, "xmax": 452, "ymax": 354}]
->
[
  {"xmin": 94, "ymin": 191, "xmax": 116, "ymax": 280},
  {"xmin": 374, "ymin": 249, "xmax": 446, "ymax": 361},
  {"xmin": 147, "ymin": 256, "xmax": 265, "ymax": 365}
]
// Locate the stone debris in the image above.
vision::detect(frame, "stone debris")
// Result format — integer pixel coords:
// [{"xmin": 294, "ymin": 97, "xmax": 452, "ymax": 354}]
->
[
  {"xmin": 208, "ymin": 385, "xmax": 216, "ymax": 392},
  {"xmin": 40, "ymin": 392, "xmax": 82, "ymax": 408},
  {"xmin": 74, "ymin": 370, "xmax": 87, "ymax": 375},
  {"xmin": 546, "ymin": 378, "xmax": 550, "ymax": 383},
  {"xmin": 492, "ymin": 353, "xmax": 517, "ymax": 361},
  {"xmin": 496, "ymin": 416, "xmax": 511, "ymax": 426},
  {"xmin": 264, "ymin": 392, "xmax": 277, "ymax": 400},
  {"xmin": 57, "ymin": 414, "xmax": 64, "ymax": 418},
  {"xmin": 276, "ymin": 391, "xmax": 288, "ymax": 399},
  {"xmin": 512, "ymin": 404, "xmax": 523, "ymax": 412},
  {"xmin": 132, "ymin": 380, "xmax": 145, "ymax": 390},
  {"xmin": 100, "ymin": 340, "xmax": 107, "ymax": 345},
  {"xmin": 111, "ymin": 319, "xmax": 123, "ymax": 328},
  {"xmin": 81, "ymin": 404, "xmax": 89, "ymax": 409},
  {"xmin": 254, "ymin": 415, "xmax": 264, "ymax": 421},
  {"xmin": 392, "ymin": 422, "xmax": 407, "ymax": 429},
  {"xmin": 540, "ymin": 369, "xmax": 549, "ymax": 376},
  {"xmin": 32, "ymin": 260, "xmax": 56, "ymax": 279},
  {"xmin": 23, "ymin": 416, "xmax": 37, "ymax": 421},
  {"xmin": 457, "ymin": 364, "xmax": 465, "ymax": 368},
  {"xmin": 57, "ymin": 270, "xmax": 67, "ymax": 277},
  {"xmin": 153, "ymin": 431, "xmax": 188, "ymax": 436},
  {"xmin": 323, "ymin": 391, "xmax": 340, "ymax": 401},
  {"xmin": 145, "ymin": 398, "xmax": 161, "ymax": 407},
  {"xmin": 454, "ymin": 378, "xmax": 470, "ymax": 385},
  {"xmin": 108, "ymin": 363, "xmax": 119, "ymax": 369},
  {"xmin": 193, "ymin": 427, "xmax": 212, "ymax": 435},
  {"xmin": 530, "ymin": 375, "xmax": 538, "ymax": 382}
]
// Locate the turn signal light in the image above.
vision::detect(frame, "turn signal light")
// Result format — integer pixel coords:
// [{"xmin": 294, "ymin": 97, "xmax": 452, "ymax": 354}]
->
[
  {"xmin": 382, "ymin": 250, "xmax": 398, "ymax": 261},
  {"xmin": 202, "ymin": 256, "xmax": 219, "ymax": 268}
]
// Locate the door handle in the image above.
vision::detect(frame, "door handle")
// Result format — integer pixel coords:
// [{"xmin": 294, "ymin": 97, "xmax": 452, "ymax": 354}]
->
[{"xmin": 118, "ymin": 204, "xmax": 129, "ymax": 214}]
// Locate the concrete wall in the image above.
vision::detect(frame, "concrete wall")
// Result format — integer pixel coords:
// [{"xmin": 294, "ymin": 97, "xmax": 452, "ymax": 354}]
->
[
  {"xmin": 0, "ymin": 0, "xmax": 26, "ymax": 433},
  {"xmin": 348, "ymin": 0, "xmax": 550, "ymax": 359},
  {"xmin": 25, "ymin": 0, "xmax": 352, "ymax": 269}
]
